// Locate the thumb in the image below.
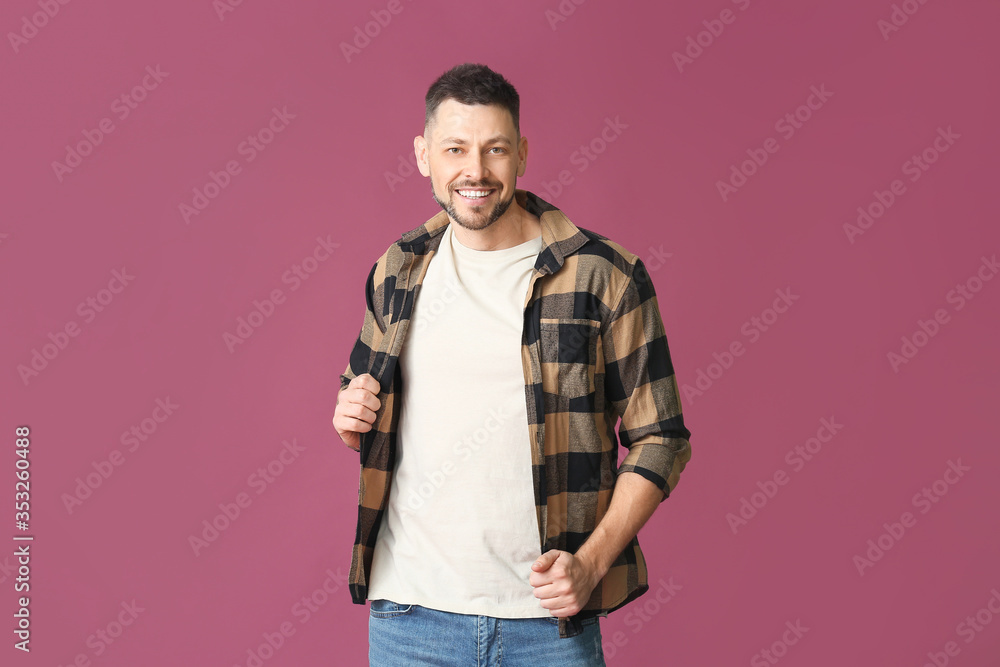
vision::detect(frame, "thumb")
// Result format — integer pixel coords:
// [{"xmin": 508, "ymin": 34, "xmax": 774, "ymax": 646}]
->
[{"xmin": 532, "ymin": 550, "xmax": 561, "ymax": 571}]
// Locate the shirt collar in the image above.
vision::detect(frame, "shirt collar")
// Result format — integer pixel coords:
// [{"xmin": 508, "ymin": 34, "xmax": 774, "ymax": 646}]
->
[{"xmin": 397, "ymin": 189, "xmax": 590, "ymax": 276}]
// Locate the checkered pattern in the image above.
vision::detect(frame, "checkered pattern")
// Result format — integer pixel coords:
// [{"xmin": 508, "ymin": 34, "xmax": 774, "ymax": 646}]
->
[{"xmin": 338, "ymin": 189, "xmax": 692, "ymax": 638}]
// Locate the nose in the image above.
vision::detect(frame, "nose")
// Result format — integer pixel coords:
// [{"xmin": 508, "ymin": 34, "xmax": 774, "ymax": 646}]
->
[{"xmin": 463, "ymin": 152, "xmax": 486, "ymax": 183}]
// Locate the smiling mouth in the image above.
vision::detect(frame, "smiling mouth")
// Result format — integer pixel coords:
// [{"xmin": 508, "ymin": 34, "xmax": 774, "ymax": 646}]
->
[{"xmin": 454, "ymin": 188, "xmax": 495, "ymax": 204}]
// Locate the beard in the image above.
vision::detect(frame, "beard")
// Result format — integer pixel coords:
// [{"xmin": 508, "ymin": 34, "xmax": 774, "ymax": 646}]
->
[{"xmin": 431, "ymin": 180, "xmax": 515, "ymax": 232}]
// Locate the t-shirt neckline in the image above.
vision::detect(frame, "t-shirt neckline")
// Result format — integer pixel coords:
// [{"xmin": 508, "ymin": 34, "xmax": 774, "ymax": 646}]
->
[{"xmin": 448, "ymin": 223, "xmax": 542, "ymax": 261}]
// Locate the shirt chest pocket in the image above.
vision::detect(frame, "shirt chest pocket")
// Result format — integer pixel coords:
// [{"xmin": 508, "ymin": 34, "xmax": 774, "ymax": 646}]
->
[{"xmin": 538, "ymin": 318, "xmax": 602, "ymax": 398}]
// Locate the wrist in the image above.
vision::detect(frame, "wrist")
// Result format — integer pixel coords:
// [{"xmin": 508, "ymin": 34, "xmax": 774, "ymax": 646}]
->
[{"xmin": 576, "ymin": 538, "xmax": 611, "ymax": 589}]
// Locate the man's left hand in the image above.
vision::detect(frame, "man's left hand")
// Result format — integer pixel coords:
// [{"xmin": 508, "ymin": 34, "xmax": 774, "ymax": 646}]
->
[{"xmin": 528, "ymin": 550, "xmax": 601, "ymax": 617}]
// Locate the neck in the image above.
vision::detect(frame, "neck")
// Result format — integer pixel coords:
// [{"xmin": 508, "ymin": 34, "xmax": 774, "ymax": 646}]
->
[{"xmin": 451, "ymin": 198, "xmax": 541, "ymax": 251}]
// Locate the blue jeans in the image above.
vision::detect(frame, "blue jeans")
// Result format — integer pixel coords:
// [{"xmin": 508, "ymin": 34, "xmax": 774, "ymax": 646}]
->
[{"xmin": 368, "ymin": 599, "xmax": 607, "ymax": 666}]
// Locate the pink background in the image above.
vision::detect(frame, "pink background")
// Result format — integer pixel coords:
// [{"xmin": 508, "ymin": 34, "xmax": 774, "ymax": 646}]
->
[{"xmin": 3, "ymin": 0, "xmax": 998, "ymax": 665}]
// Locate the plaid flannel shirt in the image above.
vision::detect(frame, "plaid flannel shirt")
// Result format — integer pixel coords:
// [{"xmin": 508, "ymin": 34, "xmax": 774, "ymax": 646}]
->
[{"xmin": 338, "ymin": 189, "xmax": 692, "ymax": 638}]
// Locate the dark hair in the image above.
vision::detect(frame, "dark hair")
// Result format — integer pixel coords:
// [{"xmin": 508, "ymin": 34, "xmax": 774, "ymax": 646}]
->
[{"xmin": 424, "ymin": 63, "xmax": 520, "ymax": 137}]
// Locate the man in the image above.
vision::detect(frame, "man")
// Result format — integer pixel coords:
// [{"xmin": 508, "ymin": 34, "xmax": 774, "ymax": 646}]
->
[{"xmin": 334, "ymin": 63, "xmax": 692, "ymax": 666}]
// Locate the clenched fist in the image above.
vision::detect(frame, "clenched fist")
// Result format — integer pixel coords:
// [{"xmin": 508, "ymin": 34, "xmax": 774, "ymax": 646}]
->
[{"xmin": 334, "ymin": 373, "xmax": 381, "ymax": 451}]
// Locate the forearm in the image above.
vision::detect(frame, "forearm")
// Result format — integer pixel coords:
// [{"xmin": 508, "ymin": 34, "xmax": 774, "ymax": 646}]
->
[{"xmin": 575, "ymin": 471, "xmax": 664, "ymax": 584}]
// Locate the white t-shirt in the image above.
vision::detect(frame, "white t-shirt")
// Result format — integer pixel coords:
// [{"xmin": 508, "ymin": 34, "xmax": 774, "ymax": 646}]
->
[{"xmin": 367, "ymin": 221, "xmax": 551, "ymax": 618}]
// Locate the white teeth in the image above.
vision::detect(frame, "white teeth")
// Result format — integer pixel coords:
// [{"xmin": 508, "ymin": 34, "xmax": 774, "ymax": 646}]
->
[{"xmin": 457, "ymin": 189, "xmax": 490, "ymax": 198}]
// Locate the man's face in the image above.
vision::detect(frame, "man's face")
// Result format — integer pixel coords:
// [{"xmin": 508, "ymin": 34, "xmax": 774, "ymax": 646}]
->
[{"xmin": 416, "ymin": 99, "xmax": 527, "ymax": 232}]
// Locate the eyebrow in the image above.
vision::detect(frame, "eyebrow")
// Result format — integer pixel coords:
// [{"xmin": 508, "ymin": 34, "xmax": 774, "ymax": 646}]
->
[{"xmin": 439, "ymin": 135, "xmax": 512, "ymax": 147}]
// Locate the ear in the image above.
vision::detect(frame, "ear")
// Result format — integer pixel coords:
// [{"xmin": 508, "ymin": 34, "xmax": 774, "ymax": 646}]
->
[
  {"xmin": 517, "ymin": 135, "xmax": 528, "ymax": 177},
  {"xmin": 414, "ymin": 135, "xmax": 430, "ymax": 177}
]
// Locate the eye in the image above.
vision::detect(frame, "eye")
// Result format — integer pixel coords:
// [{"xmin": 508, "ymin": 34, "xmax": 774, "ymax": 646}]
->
[
  {"xmin": 489, "ymin": 147, "xmax": 505, "ymax": 154},
  {"xmin": 447, "ymin": 147, "xmax": 461, "ymax": 154}
]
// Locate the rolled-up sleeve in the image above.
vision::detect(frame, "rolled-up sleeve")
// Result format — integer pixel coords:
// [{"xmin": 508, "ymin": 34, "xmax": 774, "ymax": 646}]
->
[{"xmin": 602, "ymin": 257, "xmax": 692, "ymax": 502}]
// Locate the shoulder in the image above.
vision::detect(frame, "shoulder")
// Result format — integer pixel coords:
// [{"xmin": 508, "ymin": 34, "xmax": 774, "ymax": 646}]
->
[
  {"xmin": 567, "ymin": 226, "xmax": 649, "ymax": 309},
  {"xmin": 575, "ymin": 225, "xmax": 643, "ymax": 267},
  {"xmin": 367, "ymin": 222, "xmax": 421, "ymax": 285},
  {"xmin": 371, "ymin": 211, "xmax": 448, "ymax": 280}
]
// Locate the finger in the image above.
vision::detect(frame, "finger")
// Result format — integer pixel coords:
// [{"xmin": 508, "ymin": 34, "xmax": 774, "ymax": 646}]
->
[
  {"xmin": 538, "ymin": 596, "xmax": 571, "ymax": 615},
  {"xmin": 529, "ymin": 569, "xmax": 553, "ymax": 587},
  {"xmin": 356, "ymin": 388, "xmax": 381, "ymax": 413},
  {"xmin": 532, "ymin": 550, "xmax": 560, "ymax": 572},
  {"xmin": 531, "ymin": 582, "xmax": 559, "ymax": 599},
  {"xmin": 340, "ymin": 416, "xmax": 374, "ymax": 433},
  {"xmin": 344, "ymin": 401, "xmax": 377, "ymax": 425},
  {"xmin": 339, "ymin": 384, "xmax": 380, "ymax": 415},
  {"xmin": 547, "ymin": 606, "xmax": 571, "ymax": 618},
  {"xmin": 352, "ymin": 373, "xmax": 381, "ymax": 397},
  {"xmin": 348, "ymin": 382, "xmax": 381, "ymax": 413}
]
